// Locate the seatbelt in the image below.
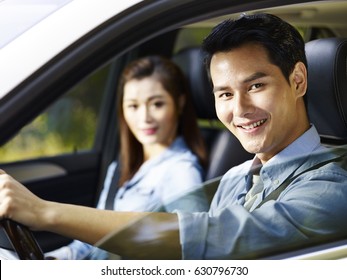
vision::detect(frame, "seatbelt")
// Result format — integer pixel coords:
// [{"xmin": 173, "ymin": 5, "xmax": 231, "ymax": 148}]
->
[
  {"xmin": 104, "ymin": 162, "xmax": 121, "ymax": 210},
  {"xmin": 254, "ymin": 149, "xmax": 347, "ymax": 210}
]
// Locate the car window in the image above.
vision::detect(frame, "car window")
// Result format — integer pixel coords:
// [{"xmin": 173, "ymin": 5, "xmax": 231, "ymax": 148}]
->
[
  {"xmin": 0, "ymin": 0, "xmax": 347, "ymax": 263},
  {"xmin": 175, "ymin": 25, "xmax": 335, "ymax": 54},
  {"xmin": 174, "ymin": 27, "xmax": 212, "ymax": 53},
  {"xmin": 0, "ymin": 64, "xmax": 111, "ymax": 163}
]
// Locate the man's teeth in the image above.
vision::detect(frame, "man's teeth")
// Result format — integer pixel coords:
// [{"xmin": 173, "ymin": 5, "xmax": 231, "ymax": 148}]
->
[{"xmin": 241, "ymin": 119, "xmax": 266, "ymax": 130}]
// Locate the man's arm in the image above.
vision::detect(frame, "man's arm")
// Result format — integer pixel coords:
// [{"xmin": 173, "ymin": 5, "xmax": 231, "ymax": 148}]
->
[
  {"xmin": 0, "ymin": 170, "xmax": 181, "ymax": 259},
  {"xmin": 96, "ymin": 212, "xmax": 181, "ymax": 259},
  {"xmin": 46, "ymin": 202, "xmax": 181, "ymax": 259}
]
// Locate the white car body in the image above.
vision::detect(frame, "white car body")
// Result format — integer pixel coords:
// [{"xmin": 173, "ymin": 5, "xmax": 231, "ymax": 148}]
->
[{"xmin": 0, "ymin": 0, "xmax": 142, "ymax": 98}]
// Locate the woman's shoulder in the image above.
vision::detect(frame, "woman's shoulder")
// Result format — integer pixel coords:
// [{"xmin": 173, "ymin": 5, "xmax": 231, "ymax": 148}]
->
[
  {"xmin": 166, "ymin": 137, "xmax": 198, "ymax": 161},
  {"xmin": 152, "ymin": 138, "xmax": 203, "ymax": 176}
]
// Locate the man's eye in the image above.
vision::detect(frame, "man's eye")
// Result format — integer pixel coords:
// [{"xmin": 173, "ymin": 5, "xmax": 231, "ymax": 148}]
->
[
  {"xmin": 219, "ymin": 92, "xmax": 233, "ymax": 98},
  {"xmin": 249, "ymin": 83, "xmax": 263, "ymax": 91}
]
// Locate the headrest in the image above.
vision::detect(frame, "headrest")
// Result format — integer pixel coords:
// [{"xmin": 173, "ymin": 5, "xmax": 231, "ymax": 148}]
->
[
  {"xmin": 172, "ymin": 47, "xmax": 217, "ymax": 119},
  {"xmin": 306, "ymin": 38, "xmax": 347, "ymax": 144}
]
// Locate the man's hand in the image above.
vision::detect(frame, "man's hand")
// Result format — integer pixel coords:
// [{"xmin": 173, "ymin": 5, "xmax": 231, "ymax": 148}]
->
[{"xmin": 0, "ymin": 169, "xmax": 47, "ymax": 230}]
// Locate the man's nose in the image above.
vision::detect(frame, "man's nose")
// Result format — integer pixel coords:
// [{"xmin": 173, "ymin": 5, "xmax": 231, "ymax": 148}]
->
[{"xmin": 232, "ymin": 93, "xmax": 253, "ymax": 117}]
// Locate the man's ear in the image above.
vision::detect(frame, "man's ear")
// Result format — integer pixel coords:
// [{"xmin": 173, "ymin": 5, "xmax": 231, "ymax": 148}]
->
[{"xmin": 292, "ymin": 62, "xmax": 307, "ymax": 98}]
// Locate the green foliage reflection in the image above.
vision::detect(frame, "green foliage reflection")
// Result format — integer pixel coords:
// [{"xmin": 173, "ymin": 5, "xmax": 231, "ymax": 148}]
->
[{"xmin": 0, "ymin": 65, "xmax": 110, "ymax": 163}]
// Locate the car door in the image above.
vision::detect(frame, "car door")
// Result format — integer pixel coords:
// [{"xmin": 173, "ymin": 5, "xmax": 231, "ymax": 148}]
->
[
  {"xmin": 1, "ymin": 0, "xmax": 314, "ymax": 255},
  {"xmin": 0, "ymin": 58, "xmax": 127, "ymax": 252},
  {"xmin": 0, "ymin": 9, "xmax": 181, "ymax": 252}
]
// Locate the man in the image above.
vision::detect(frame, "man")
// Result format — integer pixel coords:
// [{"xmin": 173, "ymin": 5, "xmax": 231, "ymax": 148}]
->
[{"xmin": 1, "ymin": 13, "xmax": 347, "ymax": 260}]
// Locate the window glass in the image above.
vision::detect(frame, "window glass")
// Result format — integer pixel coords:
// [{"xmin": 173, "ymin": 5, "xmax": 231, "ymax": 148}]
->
[
  {"xmin": 173, "ymin": 27, "xmax": 211, "ymax": 53},
  {"xmin": 0, "ymin": 64, "xmax": 110, "ymax": 163}
]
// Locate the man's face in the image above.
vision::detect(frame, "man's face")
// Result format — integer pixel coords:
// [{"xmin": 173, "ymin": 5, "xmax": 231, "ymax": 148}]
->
[{"xmin": 211, "ymin": 43, "xmax": 308, "ymax": 163}]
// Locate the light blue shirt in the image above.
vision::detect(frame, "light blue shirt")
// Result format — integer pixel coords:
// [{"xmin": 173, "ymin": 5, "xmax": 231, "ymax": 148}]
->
[
  {"xmin": 97, "ymin": 137, "xmax": 207, "ymax": 212},
  {"xmin": 48, "ymin": 137, "xmax": 208, "ymax": 259},
  {"xmin": 178, "ymin": 125, "xmax": 347, "ymax": 259}
]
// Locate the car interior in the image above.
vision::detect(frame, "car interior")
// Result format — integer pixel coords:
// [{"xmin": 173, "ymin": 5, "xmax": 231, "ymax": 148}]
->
[
  {"xmin": 1, "ymin": 35, "xmax": 346, "ymax": 260},
  {"xmin": 1, "ymin": 0, "xmax": 347, "ymax": 260}
]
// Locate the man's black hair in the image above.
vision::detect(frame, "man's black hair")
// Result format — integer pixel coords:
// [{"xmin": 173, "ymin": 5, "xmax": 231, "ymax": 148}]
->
[{"xmin": 202, "ymin": 13, "xmax": 307, "ymax": 83}]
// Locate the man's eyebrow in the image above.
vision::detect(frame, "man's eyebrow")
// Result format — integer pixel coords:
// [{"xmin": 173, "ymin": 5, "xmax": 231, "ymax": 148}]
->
[
  {"xmin": 212, "ymin": 86, "xmax": 229, "ymax": 94},
  {"xmin": 212, "ymin": 72, "xmax": 268, "ymax": 94},
  {"xmin": 242, "ymin": 72, "xmax": 267, "ymax": 84}
]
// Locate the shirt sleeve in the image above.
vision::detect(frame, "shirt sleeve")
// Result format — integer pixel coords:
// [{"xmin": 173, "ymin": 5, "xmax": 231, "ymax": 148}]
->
[
  {"xmin": 45, "ymin": 240, "xmax": 94, "ymax": 260},
  {"xmin": 176, "ymin": 211, "xmax": 209, "ymax": 259}
]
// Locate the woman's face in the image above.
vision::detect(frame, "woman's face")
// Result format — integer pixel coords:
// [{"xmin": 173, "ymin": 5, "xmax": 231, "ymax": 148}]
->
[{"xmin": 123, "ymin": 76, "xmax": 181, "ymax": 156}]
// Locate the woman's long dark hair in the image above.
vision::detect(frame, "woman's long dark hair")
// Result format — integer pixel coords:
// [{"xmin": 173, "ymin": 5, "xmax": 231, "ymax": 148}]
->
[{"xmin": 117, "ymin": 55, "xmax": 207, "ymax": 186}]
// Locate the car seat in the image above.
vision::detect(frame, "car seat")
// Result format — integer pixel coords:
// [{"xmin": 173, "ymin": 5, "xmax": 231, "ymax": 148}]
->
[
  {"xmin": 305, "ymin": 38, "xmax": 347, "ymax": 145},
  {"xmin": 172, "ymin": 47, "xmax": 253, "ymax": 183}
]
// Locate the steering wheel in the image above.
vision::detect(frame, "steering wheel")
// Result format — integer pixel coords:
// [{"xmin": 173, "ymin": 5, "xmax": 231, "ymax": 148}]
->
[{"xmin": 0, "ymin": 219, "xmax": 44, "ymax": 260}]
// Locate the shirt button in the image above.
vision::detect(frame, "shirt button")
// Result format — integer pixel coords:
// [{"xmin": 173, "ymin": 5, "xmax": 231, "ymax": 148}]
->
[{"xmin": 273, "ymin": 179, "xmax": 280, "ymax": 185}]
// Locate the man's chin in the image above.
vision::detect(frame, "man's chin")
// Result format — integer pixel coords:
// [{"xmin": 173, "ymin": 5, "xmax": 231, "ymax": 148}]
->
[{"xmin": 239, "ymin": 139, "xmax": 262, "ymax": 154}]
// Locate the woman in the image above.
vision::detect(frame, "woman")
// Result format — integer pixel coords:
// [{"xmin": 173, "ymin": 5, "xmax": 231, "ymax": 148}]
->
[{"xmin": 44, "ymin": 55, "xmax": 208, "ymax": 259}]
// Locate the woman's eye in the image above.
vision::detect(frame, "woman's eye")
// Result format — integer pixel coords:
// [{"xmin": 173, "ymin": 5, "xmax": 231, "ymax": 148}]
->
[
  {"xmin": 152, "ymin": 101, "xmax": 165, "ymax": 108},
  {"xmin": 127, "ymin": 104, "xmax": 138, "ymax": 110}
]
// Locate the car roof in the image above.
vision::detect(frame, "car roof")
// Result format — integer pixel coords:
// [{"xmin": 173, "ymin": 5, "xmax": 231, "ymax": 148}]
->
[
  {"xmin": 0, "ymin": 0, "xmax": 72, "ymax": 49},
  {"xmin": 0, "ymin": 0, "xmax": 143, "ymax": 98},
  {"xmin": 1, "ymin": 0, "xmax": 346, "ymax": 101}
]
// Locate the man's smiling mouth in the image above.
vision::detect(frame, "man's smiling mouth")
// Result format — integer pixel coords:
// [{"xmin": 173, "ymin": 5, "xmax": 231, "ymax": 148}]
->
[{"xmin": 238, "ymin": 119, "xmax": 267, "ymax": 130}]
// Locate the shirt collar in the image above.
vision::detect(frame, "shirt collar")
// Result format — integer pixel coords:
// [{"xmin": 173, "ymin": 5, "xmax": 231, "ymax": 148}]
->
[
  {"xmin": 266, "ymin": 124, "xmax": 323, "ymax": 167},
  {"xmin": 248, "ymin": 125, "xmax": 324, "ymax": 193}
]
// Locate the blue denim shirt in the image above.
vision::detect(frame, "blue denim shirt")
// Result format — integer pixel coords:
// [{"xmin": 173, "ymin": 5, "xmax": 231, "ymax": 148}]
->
[
  {"xmin": 48, "ymin": 136, "xmax": 208, "ymax": 259},
  {"xmin": 178, "ymin": 125, "xmax": 347, "ymax": 259}
]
